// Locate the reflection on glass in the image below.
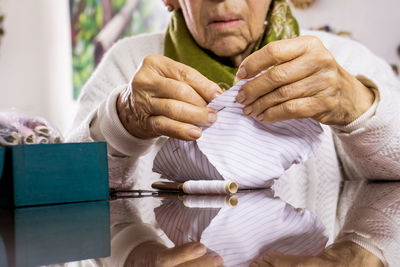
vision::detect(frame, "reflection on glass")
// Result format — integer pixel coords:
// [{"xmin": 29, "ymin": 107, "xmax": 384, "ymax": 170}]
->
[
  {"xmin": 0, "ymin": 235, "xmax": 9, "ymax": 267},
  {"xmin": 154, "ymin": 190, "xmax": 328, "ymax": 266},
  {"xmin": 0, "ymin": 201, "xmax": 110, "ymax": 267},
  {"xmin": 1, "ymin": 181, "xmax": 397, "ymax": 266},
  {"xmin": 335, "ymin": 181, "xmax": 400, "ymax": 266}
]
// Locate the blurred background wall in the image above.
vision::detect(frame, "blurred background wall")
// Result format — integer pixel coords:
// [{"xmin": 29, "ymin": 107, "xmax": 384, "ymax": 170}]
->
[
  {"xmin": 0, "ymin": 0, "xmax": 169, "ymax": 134},
  {"xmin": 0, "ymin": 0, "xmax": 74, "ymax": 134},
  {"xmin": 0, "ymin": 0, "xmax": 399, "ymax": 135},
  {"xmin": 291, "ymin": 0, "xmax": 400, "ymax": 78}
]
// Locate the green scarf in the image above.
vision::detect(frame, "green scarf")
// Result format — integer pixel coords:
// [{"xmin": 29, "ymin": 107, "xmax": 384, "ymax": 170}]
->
[{"xmin": 164, "ymin": 0, "xmax": 299, "ymax": 90}]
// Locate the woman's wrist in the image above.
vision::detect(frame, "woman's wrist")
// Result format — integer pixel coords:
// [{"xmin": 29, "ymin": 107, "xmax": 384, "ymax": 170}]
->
[{"xmin": 341, "ymin": 69, "xmax": 375, "ymax": 125}]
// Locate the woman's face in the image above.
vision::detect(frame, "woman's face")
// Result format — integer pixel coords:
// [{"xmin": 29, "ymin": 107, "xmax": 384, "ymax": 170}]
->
[{"xmin": 176, "ymin": 0, "xmax": 272, "ymax": 58}]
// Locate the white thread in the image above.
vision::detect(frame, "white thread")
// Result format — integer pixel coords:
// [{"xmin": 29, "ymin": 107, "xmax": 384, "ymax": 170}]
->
[
  {"xmin": 183, "ymin": 180, "xmax": 238, "ymax": 194},
  {"xmin": 23, "ymin": 133, "xmax": 36, "ymax": 144},
  {"xmin": 34, "ymin": 126, "xmax": 50, "ymax": 136},
  {"xmin": 37, "ymin": 137, "xmax": 49, "ymax": 144},
  {"xmin": 183, "ymin": 195, "xmax": 238, "ymax": 208}
]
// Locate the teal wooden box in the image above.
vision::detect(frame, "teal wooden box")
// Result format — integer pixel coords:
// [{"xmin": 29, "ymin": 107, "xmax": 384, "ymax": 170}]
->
[
  {"xmin": 0, "ymin": 142, "xmax": 109, "ymax": 207},
  {"xmin": 0, "ymin": 201, "xmax": 110, "ymax": 267}
]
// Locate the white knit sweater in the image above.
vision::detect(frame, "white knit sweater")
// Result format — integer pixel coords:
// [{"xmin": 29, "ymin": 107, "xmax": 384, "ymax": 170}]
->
[{"xmin": 67, "ymin": 29, "xmax": 400, "ymax": 266}]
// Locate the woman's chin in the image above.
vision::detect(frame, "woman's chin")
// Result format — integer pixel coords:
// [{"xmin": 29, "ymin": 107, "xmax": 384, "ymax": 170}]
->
[
  {"xmin": 208, "ymin": 41, "xmax": 248, "ymax": 58},
  {"xmin": 207, "ymin": 35, "xmax": 253, "ymax": 57}
]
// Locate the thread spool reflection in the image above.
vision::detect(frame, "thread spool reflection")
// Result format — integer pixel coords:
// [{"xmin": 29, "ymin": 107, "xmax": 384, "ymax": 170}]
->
[{"xmin": 182, "ymin": 195, "xmax": 238, "ymax": 208}]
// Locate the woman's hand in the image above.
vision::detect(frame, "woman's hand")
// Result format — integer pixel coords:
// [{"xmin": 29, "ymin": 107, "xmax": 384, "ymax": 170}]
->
[
  {"xmin": 250, "ymin": 241, "xmax": 383, "ymax": 267},
  {"xmin": 236, "ymin": 36, "xmax": 374, "ymax": 126},
  {"xmin": 125, "ymin": 241, "xmax": 223, "ymax": 267},
  {"xmin": 117, "ymin": 55, "xmax": 222, "ymax": 141}
]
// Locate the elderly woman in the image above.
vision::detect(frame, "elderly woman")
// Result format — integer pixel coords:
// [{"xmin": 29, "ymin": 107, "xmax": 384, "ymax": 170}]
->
[{"xmin": 68, "ymin": 0, "xmax": 400, "ymax": 266}]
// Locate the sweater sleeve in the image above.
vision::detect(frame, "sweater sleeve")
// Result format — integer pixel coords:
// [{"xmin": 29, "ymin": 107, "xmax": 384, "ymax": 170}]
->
[
  {"xmin": 66, "ymin": 33, "xmax": 165, "ymax": 189},
  {"xmin": 91, "ymin": 86, "xmax": 157, "ymax": 158},
  {"xmin": 98, "ymin": 199, "xmax": 167, "ymax": 267},
  {"xmin": 327, "ymin": 36, "xmax": 400, "ymax": 180}
]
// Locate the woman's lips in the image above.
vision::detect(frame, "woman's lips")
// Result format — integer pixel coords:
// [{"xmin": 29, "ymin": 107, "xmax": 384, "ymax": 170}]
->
[{"xmin": 208, "ymin": 15, "xmax": 244, "ymax": 29}]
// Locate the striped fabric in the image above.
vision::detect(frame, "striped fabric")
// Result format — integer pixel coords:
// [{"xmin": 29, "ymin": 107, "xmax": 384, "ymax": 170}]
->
[
  {"xmin": 153, "ymin": 80, "xmax": 323, "ymax": 188},
  {"xmin": 155, "ymin": 190, "xmax": 328, "ymax": 266}
]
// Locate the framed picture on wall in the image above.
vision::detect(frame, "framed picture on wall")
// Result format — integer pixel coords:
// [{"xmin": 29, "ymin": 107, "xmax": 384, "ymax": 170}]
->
[{"xmin": 69, "ymin": 0, "xmax": 169, "ymax": 99}]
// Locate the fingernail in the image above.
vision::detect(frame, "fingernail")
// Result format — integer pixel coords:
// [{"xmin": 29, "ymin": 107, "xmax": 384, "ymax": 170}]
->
[
  {"xmin": 213, "ymin": 92, "xmax": 222, "ymax": 99},
  {"xmin": 243, "ymin": 106, "xmax": 253, "ymax": 115},
  {"xmin": 213, "ymin": 255, "xmax": 223, "ymax": 266},
  {"xmin": 236, "ymin": 66, "xmax": 247, "ymax": 79},
  {"xmin": 250, "ymin": 262, "xmax": 259, "ymax": 267},
  {"xmin": 236, "ymin": 91, "xmax": 246, "ymax": 103},
  {"xmin": 256, "ymin": 114, "xmax": 264, "ymax": 121},
  {"xmin": 188, "ymin": 128, "xmax": 202, "ymax": 139},
  {"xmin": 194, "ymin": 244, "xmax": 206, "ymax": 255},
  {"xmin": 214, "ymin": 83, "xmax": 224, "ymax": 94},
  {"xmin": 208, "ymin": 112, "xmax": 217, "ymax": 124}
]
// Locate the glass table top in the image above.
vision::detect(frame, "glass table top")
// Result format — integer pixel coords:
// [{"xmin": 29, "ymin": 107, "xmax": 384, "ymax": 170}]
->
[{"xmin": 0, "ymin": 181, "xmax": 399, "ymax": 267}]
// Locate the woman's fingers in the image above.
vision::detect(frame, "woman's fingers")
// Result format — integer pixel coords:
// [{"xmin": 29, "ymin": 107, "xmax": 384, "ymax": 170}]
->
[
  {"xmin": 236, "ymin": 36, "xmax": 313, "ymax": 80},
  {"xmin": 158, "ymin": 242, "xmax": 223, "ymax": 267},
  {"xmin": 237, "ymin": 54, "xmax": 320, "ymax": 106},
  {"xmin": 147, "ymin": 55, "xmax": 222, "ymax": 103},
  {"xmin": 250, "ymin": 259, "xmax": 273, "ymax": 267},
  {"xmin": 243, "ymin": 74, "xmax": 327, "ymax": 118},
  {"xmin": 148, "ymin": 116, "xmax": 203, "ymax": 141},
  {"xmin": 258, "ymin": 251, "xmax": 322, "ymax": 267},
  {"xmin": 123, "ymin": 54, "xmax": 223, "ymax": 140},
  {"xmin": 176, "ymin": 253, "xmax": 223, "ymax": 267},
  {"xmin": 256, "ymin": 97, "xmax": 323, "ymax": 124},
  {"xmin": 153, "ymin": 77, "xmax": 208, "ymax": 107},
  {"xmin": 150, "ymin": 98, "xmax": 217, "ymax": 127},
  {"xmin": 236, "ymin": 36, "xmax": 370, "ymax": 126},
  {"xmin": 158, "ymin": 242, "xmax": 207, "ymax": 266}
]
